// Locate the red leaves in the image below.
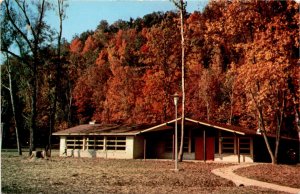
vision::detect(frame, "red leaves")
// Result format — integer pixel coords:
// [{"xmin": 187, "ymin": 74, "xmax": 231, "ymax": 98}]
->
[
  {"xmin": 82, "ymin": 36, "xmax": 97, "ymax": 54},
  {"xmin": 69, "ymin": 0, "xmax": 298, "ymax": 136},
  {"xmin": 69, "ymin": 38, "xmax": 83, "ymax": 53},
  {"xmin": 140, "ymin": 44, "xmax": 149, "ymax": 53}
]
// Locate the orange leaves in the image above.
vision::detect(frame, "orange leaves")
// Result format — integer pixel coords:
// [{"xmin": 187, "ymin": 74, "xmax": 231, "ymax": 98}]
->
[
  {"xmin": 69, "ymin": 0, "xmax": 298, "ymax": 134},
  {"xmin": 82, "ymin": 36, "xmax": 97, "ymax": 54},
  {"xmin": 95, "ymin": 50, "xmax": 108, "ymax": 66},
  {"xmin": 69, "ymin": 38, "xmax": 83, "ymax": 53}
]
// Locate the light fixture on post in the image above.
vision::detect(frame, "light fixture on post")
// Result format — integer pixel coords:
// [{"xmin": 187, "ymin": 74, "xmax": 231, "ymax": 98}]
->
[{"xmin": 173, "ymin": 92, "xmax": 179, "ymax": 171}]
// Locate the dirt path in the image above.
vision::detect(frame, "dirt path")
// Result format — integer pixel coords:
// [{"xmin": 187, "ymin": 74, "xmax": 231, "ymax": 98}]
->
[{"xmin": 211, "ymin": 164, "xmax": 300, "ymax": 194}]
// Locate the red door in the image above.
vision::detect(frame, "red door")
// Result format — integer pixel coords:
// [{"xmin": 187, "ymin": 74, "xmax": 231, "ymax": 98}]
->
[{"xmin": 195, "ymin": 137, "xmax": 214, "ymax": 160}]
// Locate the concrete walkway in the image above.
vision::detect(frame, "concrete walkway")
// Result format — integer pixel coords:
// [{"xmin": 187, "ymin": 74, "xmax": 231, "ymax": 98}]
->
[{"xmin": 211, "ymin": 164, "xmax": 300, "ymax": 194}]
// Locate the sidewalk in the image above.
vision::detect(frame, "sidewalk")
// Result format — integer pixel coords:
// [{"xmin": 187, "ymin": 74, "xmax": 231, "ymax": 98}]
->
[{"xmin": 211, "ymin": 164, "xmax": 300, "ymax": 194}]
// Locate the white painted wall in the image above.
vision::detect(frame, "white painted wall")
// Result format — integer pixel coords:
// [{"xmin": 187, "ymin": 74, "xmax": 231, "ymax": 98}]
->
[
  {"xmin": 61, "ymin": 136, "xmax": 135, "ymax": 159},
  {"xmin": 160, "ymin": 152, "xmax": 195, "ymax": 160},
  {"xmin": 214, "ymin": 154, "xmax": 253, "ymax": 163}
]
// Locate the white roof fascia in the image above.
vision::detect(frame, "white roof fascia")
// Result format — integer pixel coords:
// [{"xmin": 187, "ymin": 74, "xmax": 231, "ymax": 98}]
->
[
  {"xmin": 185, "ymin": 118, "xmax": 245, "ymax": 135},
  {"xmin": 139, "ymin": 117, "xmax": 182, "ymax": 134}
]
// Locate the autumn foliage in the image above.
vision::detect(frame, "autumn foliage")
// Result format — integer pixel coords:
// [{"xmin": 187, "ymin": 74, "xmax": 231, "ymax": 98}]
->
[
  {"xmin": 2, "ymin": 0, "xmax": 299, "ymax": 149},
  {"xmin": 69, "ymin": 1, "xmax": 300, "ymax": 139}
]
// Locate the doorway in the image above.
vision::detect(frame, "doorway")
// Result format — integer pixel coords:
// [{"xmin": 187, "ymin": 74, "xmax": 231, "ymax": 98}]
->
[{"xmin": 195, "ymin": 136, "xmax": 214, "ymax": 160}]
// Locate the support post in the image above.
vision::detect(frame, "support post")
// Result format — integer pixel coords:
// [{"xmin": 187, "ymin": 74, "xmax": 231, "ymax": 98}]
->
[
  {"xmin": 188, "ymin": 129, "xmax": 192, "ymax": 153},
  {"xmin": 250, "ymin": 137, "xmax": 253, "ymax": 158},
  {"xmin": 218, "ymin": 131, "xmax": 222, "ymax": 156},
  {"xmin": 104, "ymin": 136, "xmax": 107, "ymax": 159},
  {"xmin": 203, "ymin": 129, "xmax": 206, "ymax": 162},
  {"xmin": 237, "ymin": 136, "xmax": 240, "ymax": 163},
  {"xmin": 234, "ymin": 134, "xmax": 237, "ymax": 154},
  {"xmin": 144, "ymin": 138, "xmax": 146, "ymax": 161},
  {"xmin": 83, "ymin": 136, "xmax": 86, "ymax": 150}
]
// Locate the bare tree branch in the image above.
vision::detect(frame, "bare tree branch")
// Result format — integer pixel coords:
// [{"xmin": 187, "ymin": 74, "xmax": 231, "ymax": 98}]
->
[{"xmin": 4, "ymin": 0, "xmax": 34, "ymax": 52}]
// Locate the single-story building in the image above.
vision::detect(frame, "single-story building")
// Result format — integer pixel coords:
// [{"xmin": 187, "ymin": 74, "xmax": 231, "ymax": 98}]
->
[{"xmin": 53, "ymin": 118, "xmax": 299, "ymax": 163}]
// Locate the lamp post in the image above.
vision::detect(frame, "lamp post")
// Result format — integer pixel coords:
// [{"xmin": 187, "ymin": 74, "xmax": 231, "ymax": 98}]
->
[{"xmin": 173, "ymin": 92, "xmax": 179, "ymax": 171}]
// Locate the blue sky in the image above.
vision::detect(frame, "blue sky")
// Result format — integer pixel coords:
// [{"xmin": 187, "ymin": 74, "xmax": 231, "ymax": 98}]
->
[
  {"xmin": 0, "ymin": 0, "xmax": 208, "ymax": 64},
  {"xmin": 48, "ymin": 0, "xmax": 208, "ymax": 41}
]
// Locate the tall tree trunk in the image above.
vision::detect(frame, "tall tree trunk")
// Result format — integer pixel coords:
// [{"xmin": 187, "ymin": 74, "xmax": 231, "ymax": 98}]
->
[
  {"xmin": 258, "ymin": 108, "xmax": 276, "ymax": 164},
  {"xmin": 48, "ymin": 0, "xmax": 65, "ymax": 156},
  {"xmin": 6, "ymin": 57, "xmax": 22, "ymax": 155},
  {"xmin": 206, "ymin": 100, "xmax": 210, "ymax": 121},
  {"xmin": 178, "ymin": 0, "xmax": 185, "ymax": 162},
  {"xmin": 3, "ymin": 0, "xmax": 48, "ymax": 156},
  {"xmin": 48, "ymin": 87, "xmax": 57, "ymax": 157},
  {"xmin": 29, "ymin": 61, "xmax": 37, "ymax": 156},
  {"xmin": 274, "ymin": 115, "xmax": 281, "ymax": 163},
  {"xmin": 274, "ymin": 92, "xmax": 285, "ymax": 162},
  {"xmin": 251, "ymin": 89, "xmax": 276, "ymax": 164},
  {"xmin": 30, "ymin": 0, "xmax": 46, "ymax": 157},
  {"xmin": 229, "ymin": 87, "xmax": 234, "ymax": 125},
  {"xmin": 67, "ymin": 85, "xmax": 73, "ymax": 127}
]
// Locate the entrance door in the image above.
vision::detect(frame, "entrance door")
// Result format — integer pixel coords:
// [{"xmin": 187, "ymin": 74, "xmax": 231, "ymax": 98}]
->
[{"xmin": 195, "ymin": 137, "xmax": 214, "ymax": 160}]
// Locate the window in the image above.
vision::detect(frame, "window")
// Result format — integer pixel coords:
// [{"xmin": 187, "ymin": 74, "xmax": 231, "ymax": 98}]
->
[
  {"xmin": 239, "ymin": 137, "xmax": 251, "ymax": 154},
  {"xmin": 221, "ymin": 137, "xmax": 234, "ymax": 153},
  {"xmin": 66, "ymin": 136, "xmax": 83, "ymax": 149},
  {"xmin": 165, "ymin": 136, "xmax": 189, "ymax": 152},
  {"xmin": 106, "ymin": 137, "xmax": 126, "ymax": 151},
  {"xmin": 86, "ymin": 136, "xmax": 104, "ymax": 150},
  {"xmin": 66, "ymin": 136, "xmax": 127, "ymax": 151}
]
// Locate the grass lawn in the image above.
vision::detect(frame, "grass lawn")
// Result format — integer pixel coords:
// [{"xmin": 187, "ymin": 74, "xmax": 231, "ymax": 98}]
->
[
  {"xmin": 1, "ymin": 151, "xmax": 289, "ymax": 194},
  {"xmin": 235, "ymin": 163, "xmax": 300, "ymax": 188}
]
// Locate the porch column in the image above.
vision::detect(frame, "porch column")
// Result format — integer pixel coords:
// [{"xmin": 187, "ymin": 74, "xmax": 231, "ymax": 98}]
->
[
  {"xmin": 188, "ymin": 129, "xmax": 192, "ymax": 153},
  {"xmin": 144, "ymin": 138, "xmax": 147, "ymax": 161},
  {"xmin": 234, "ymin": 134, "xmax": 237, "ymax": 154},
  {"xmin": 104, "ymin": 136, "xmax": 107, "ymax": 158},
  {"xmin": 250, "ymin": 137, "xmax": 254, "ymax": 158},
  {"xmin": 218, "ymin": 131, "xmax": 222, "ymax": 156},
  {"xmin": 237, "ymin": 136, "xmax": 240, "ymax": 163},
  {"xmin": 203, "ymin": 129, "xmax": 206, "ymax": 162},
  {"xmin": 83, "ymin": 136, "xmax": 86, "ymax": 150}
]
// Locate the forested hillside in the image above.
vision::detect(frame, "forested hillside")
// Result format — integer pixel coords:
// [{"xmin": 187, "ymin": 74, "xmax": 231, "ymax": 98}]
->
[{"xmin": 1, "ymin": 0, "xmax": 299, "ymax": 151}]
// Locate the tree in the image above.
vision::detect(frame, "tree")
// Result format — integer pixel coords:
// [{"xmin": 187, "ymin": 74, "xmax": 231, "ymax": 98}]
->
[
  {"xmin": 223, "ymin": 63, "xmax": 238, "ymax": 125},
  {"xmin": 73, "ymin": 50, "xmax": 111, "ymax": 124},
  {"xmin": 2, "ymin": 56, "xmax": 22, "ymax": 155},
  {"xmin": 2, "ymin": 0, "xmax": 50, "ymax": 155},
  {"xmin": 172, "ymin": 0, "xmax": 186, "ymax": 162},
  {"xmin": 103, "ymin": 29, "xmax": 143, "ymax": 124},
  {"xmin": 48, "ymin": 0, "xmax": 67, "ymax": 156},
  {"xmin": 1, "ymin": 0, "xmax": 67, "ymax": 155},
  {"xmin": 139, "ymin": 14, "xmax": 181, "ymax": 123},
  {"xmin": 235, "ymin": 3, "xmax": 299, "ymax": 163}
]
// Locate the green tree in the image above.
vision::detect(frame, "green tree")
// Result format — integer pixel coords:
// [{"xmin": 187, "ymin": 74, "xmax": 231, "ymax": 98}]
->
[{"xmin": 1, "ymin": 0, "xmax": 65, "ymax": 155}]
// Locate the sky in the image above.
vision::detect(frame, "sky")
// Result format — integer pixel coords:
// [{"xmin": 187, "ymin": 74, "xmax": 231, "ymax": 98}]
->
[
  {"xmin": 48, "ymin": 0, "xmax": 209, "ymax": 41},
  {"xmin": 0, "ymin": 0, "xmax": 208, "ymax": 64}
]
